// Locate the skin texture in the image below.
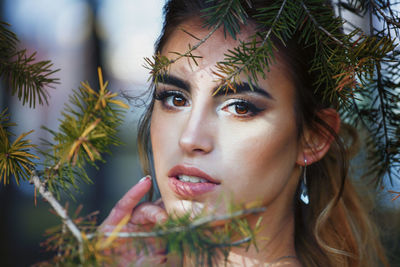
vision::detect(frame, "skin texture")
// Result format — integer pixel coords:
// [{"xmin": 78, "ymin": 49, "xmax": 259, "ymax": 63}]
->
[{"xmin": 102, "ymin": 19, "xmax": 340, "ymax": 267}]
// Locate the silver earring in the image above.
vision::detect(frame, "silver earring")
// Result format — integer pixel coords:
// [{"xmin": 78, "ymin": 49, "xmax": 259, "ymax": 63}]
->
[{"xmin": 300, "ymin": 158, "xmax": 309, "ymax": 205}]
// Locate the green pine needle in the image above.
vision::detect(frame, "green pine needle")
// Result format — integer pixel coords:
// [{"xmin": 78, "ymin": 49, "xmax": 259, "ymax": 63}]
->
[
  {"xmin": 40, "ymin": 68, "xmax": 129, "ymax": 197},
  {"xmin": 0, "ymin": 108, "xmax": 38, "ymax": 185},
  {"xmin": 0, "ymin": 22, "xmax": 60, "ymax": 108}
]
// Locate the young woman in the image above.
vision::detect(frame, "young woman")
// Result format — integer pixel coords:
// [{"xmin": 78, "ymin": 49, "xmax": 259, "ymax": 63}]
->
[{"xmin": 101, "ymin": 1, "xmax": 388, "ymax": 266}]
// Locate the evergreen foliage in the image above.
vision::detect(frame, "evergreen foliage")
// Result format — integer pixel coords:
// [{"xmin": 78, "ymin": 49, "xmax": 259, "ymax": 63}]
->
[
  {"xmin": 39, "ymin": 205, "xmax": 264, "ymax": 266},
  {"xmin": 0, "ymin": 108, "xmax": 38, "ymax": 184},
  {"xmin": 39, "ymin": 68, "xmax": 128, "ymax": 199},
  {"xmin": 0, "ymin": 22, "xmax": 59, "ymax": 108},
  {"xmin": 339, "ymin": 0, "xmax": 400, "ymax": 185}
]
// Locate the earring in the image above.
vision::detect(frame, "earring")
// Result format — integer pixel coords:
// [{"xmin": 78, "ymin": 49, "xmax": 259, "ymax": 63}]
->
[{"xmin": 300, "ymin": 158, "xmax": 309, "ymax": 205}]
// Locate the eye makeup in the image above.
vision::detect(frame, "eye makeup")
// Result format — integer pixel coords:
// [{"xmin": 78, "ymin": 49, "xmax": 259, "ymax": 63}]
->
[
  {"xmin": 220, "ymin": 97, "xmax": 265, "ymax": 118},
  {"xmin": 154, "ymin": 87, "xmax": 191, "ymax": 111},
  {"xmin": 154, "ymin": 77, "xmax": 269, "ymax": 118},
  {"xmin": 155, "ymin": 74, "xmax": 274, "ymax": 102}
]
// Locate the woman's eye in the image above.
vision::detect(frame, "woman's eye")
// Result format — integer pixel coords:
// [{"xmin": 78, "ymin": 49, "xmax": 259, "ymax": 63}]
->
[
  {"xmin": 172, "ymin": 95, "xmax": 186, "ymax": 106},
  {"xmin": 222, "ymin": 100, "xmax": 262, "ymax": 117},
  {"xmin": 154, "ymin": 90, "xmax": 189, "ymax": 109},
  {"xmin": 233, "ymin": 103, "xmax": 249, "ymax": 115}
]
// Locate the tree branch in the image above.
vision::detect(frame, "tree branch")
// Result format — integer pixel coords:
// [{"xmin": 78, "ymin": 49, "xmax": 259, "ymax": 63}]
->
[
  {"xmin": 30, "ymin": 172, "xmax": 84, "ymax": 262},
  {"xmin": 371, "ymin": 1, "xmax": 400, "ymax": 28},
  {"xmin": 89, "ymin": 207, "xmax": 265, "ymax": 239},
  {"xmin": 301, "ymin": 1, "xmax": 345, "ymax": 46},
  {"xmin": 222, "ymin": 0, "xmax": 288, "ymax": 83},
  {"xmin": 168, "ymin": 0, "xmax": 235, "ymax": 65},
  {"xmin": 375, "ymin": 62, "xmax": 392, "ymax": 183},
  {"xmin": 211, "ymin": 236, "xmax": 252, "ymax": 248}
]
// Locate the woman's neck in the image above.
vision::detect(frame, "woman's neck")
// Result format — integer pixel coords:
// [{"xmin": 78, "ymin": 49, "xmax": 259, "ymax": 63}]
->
[
  {"xmin": 181, "ymin": 203, "xmax": 301, "ymax": 266},
  {"xmin": 227, "ymin": 206, "xmax": 299, "ymax": 266}
]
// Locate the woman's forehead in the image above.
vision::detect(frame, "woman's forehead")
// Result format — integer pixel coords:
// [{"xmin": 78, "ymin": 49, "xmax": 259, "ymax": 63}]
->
[{"xmin": 161, "ymin": 19, "xmax": 254, "ymax": 59}]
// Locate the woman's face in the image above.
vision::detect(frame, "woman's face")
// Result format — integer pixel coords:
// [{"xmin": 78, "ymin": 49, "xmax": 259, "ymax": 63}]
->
[{"xmin": 150, "ymin": 20, "xmax": 303, "ymax": 217}]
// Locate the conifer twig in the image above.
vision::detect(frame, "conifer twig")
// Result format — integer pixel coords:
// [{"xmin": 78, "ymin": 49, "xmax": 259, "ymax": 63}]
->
[
  {"xmin": 146, "ymin": 0, "xmax": 235, "ymax": 77},
  {"xmin": 211, "ymin": 236, "xmax": 252, "ymax": 248},
  {"xmin": 174, "ymin": 0, "xmax": 235, "ymax": 60},
  {"xmin": 30, "ymin": 172, "xmax": 84, "ymax": 262},
  {"xmin": 375, "ymin": 62, "xmax": 391, "ymax": 181},
  {"xmin": 370, "ymin": 1, "xmax": 400, "ymax": 28},
  {"xmin": 300, "ymin": 1, "xmax": 344, "ymax": 46},
  {"xmin": 218, "ymin": 0, "xmax": 288, "ymax": 86},
  {"xmin": 168, "ymin": 17, "xmax": 222, "ymax": 65},
  {"xmin": 89, "ymin": 207, "xmax": 265, "ymax": 239}
]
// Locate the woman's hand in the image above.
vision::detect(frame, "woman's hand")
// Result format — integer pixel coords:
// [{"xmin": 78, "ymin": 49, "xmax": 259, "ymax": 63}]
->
[{"xmin": 99, "ymin": 176, "xmax": 168, "ymax": 266}]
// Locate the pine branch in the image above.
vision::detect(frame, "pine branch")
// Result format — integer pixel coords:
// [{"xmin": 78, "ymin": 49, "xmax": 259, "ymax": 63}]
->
[
  {"xmin": 37, "ymin": 208, "xmax": 265, "ymax": 266},
  {"xmin": 0, "ymin": 22, "xmax": 59, "ymax": 108},
  {"xmin": 202, "ymin": 0, "xmax": 251, "ymax": 39},
  {"xmin": 40, "ymin": 68, "xmax": 128, "ymax": 198},
  {"xmin": 145, "ymin": 0, "xmax": 237, "ymax": 84},
  {"xmin": 300, "ymin": 1, "xmax": 345, "ymax": 46},
  {"xmin": 30, "ymin": 172, "xmax": 85, "ymax": 262},
  {"xmin": 375, "ymin": 62, "xmax": 392, "ymax": 181},
  {"xmin": 0, "ymin": 108, "xmax": 38, "ymax": 185},
  {"xmin": 171, "ymin": 18, "xmax": 222, "ymax": 63},
  {"xmin": 212, "ymin": 0, "xmax": 289, "ymax": 95},
  {"xmin": 212, "ymin": 236, "xmax": 252, "ymax": 248},
  {"xmin": 88, "ymin": 207, "xmax": 265, "ymax": 239},
  {"xmin": 370, "ymin": 0, "xmax": 400, "ymax": 28},
  {"xmin": 336, "ymin": 0, "xmax": 400, "ymax": 184},
  {"xmin": 237, "ymin": 0, "xmax": 287, "ymax": 68}
]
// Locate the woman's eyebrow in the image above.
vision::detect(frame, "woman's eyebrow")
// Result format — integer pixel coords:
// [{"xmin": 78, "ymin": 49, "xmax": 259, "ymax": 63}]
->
[
  {"xmin": 156, "ymin": 74, "xmax": 190, "ymax": 92},
  {"xmin": 213, "ymin": 82, "xmax": 274, "ymax": 100},
  {"xmin": 155, "ymin": 74, "xmax": 273, "ymax": 100}
]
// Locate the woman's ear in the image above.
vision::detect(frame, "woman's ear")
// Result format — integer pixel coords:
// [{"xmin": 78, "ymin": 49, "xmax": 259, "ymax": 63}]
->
[{"xmin": 297, "ymin": 108, "xmax": 341, "ymax": 165}]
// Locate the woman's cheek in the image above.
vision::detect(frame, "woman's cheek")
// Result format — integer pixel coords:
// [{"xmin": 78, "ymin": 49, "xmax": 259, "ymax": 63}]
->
[
  {"xmin": 151, "ymin": 108, "xmax": 179, "ymax": 151},
  {"xmin": 217, "ymin": 119, "xmax": 298, "ymax": 202}
]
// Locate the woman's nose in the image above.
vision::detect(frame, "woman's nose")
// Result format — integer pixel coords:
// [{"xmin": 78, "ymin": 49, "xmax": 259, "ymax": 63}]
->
[{"xmin": 179, "ymin": 107, "xmax": 214, "ymax": 155}]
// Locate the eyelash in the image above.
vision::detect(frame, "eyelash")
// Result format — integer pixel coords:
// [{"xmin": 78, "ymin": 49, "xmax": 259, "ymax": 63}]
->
[
  {"xmin": 154, "ymin": 90, "xmax": 263, "ymax": 117},
  {"xmin": 154, "ymin": 90, "xmax": 189, "ymax": 110},
  {"xmin": 222, "ymin": 98, "xmax": 264, "ymax": 118}
]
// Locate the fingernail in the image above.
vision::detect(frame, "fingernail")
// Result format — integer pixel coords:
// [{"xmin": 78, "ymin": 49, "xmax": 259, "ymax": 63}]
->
[{"xmin": 138, "ymin": 175, "xmax": 151, "ymax": 183}]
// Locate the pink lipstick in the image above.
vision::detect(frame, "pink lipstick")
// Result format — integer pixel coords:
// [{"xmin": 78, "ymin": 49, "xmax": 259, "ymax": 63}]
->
[{"xmin": 167, "ymin": 165, "xmax": 220, "ymax": 198}]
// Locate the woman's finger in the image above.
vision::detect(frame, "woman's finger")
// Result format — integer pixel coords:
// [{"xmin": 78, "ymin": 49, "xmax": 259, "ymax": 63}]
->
[
  {"xmin": 101, "ymin": 176, "xmax": 152, "ymax": 226},
  {"xmin": 154, "ymin": 198, "xmax": 165, "ymax": 209},
  {"xmin": 130, "ymin": 203, "xmax": 168, "ymax": 225}
]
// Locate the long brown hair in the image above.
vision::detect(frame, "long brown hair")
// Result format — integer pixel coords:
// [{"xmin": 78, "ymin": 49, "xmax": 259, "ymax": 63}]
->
[{"xmin": 137, "ymin": 1, "xmax": 388, "ymax": 266}]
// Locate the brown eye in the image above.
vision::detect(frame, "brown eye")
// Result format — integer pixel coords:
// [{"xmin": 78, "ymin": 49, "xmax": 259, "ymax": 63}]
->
[
  {"xmin": 173, "ymin": 95, "xmax": 186, "ymax": 106},
  {"xmin": 221, "ymin": 99, "xmax": 263, "ymax": 118},
  {"xmin": 235, "ymin": 103, "xmax": 249, "ymax": 114},
  {"xmin": 154, "ymin": 90, "xmax": 190, "ymax": 110}
]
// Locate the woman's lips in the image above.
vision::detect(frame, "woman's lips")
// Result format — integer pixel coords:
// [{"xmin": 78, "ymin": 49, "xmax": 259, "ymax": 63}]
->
[{"xmin": 167, "ymin": 165, "xmax": 220, "ymax": 198}]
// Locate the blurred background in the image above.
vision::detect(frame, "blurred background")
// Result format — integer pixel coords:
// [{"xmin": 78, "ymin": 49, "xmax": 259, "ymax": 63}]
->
[
  {"xmin": 0, "ymin": 0, "xmax": 399, "ymax": 266},
  {"xmin": 0, "ymin": 0, "xmax": 164, "ymax": 265}
]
